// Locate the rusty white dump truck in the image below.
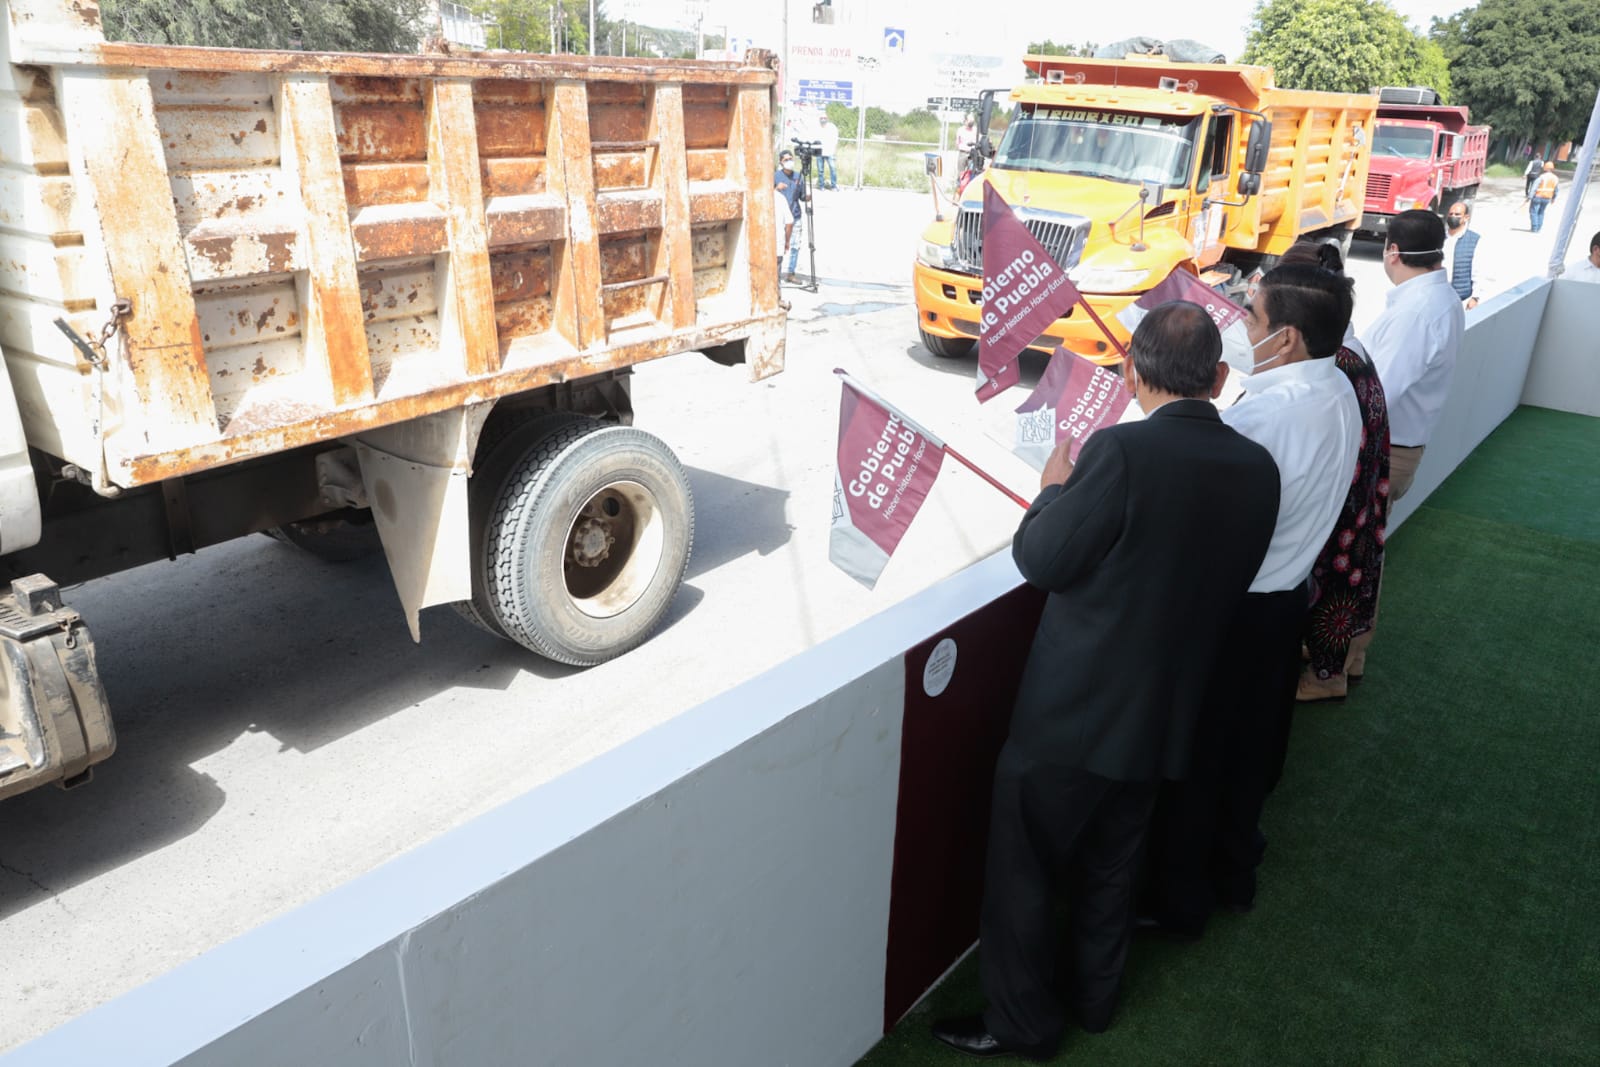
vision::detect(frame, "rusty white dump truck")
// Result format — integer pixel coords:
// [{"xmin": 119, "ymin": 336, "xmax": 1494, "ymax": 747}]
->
[{"xmin": 0, "ymin": 0, "xmax": 786, "ymax": 800}]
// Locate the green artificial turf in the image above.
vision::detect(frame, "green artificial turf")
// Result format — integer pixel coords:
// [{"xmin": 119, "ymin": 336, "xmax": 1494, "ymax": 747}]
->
[{"xmin": 860, "ymin": 407, "xmax": 1600, "ymax": 1066}]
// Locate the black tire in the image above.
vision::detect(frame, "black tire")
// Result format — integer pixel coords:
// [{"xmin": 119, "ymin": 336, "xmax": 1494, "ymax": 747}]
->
[
  {"xmin": 265, "ymin": 512, "xmax": 382, "ymax": 562},
  {"xmin": 481, "ymin": 422, "xmax": 693, "ymax": 666},
  {"xmin": 918, "ymin": 327, "xmax": 974, "ymax": 360},
  {"xmin": 454, "ymin": 411, "xmax": 588, "ymax": 638}
]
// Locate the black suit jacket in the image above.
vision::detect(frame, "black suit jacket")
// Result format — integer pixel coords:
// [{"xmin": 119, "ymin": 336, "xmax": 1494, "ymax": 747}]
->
[{"xmin": 1008, "ymin": 398, "xmax": 1280, "ymax": 782}]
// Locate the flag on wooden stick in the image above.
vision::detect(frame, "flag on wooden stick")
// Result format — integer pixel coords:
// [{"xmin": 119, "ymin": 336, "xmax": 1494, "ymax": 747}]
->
[
  {"xmin": 1012, "ymin": 349, "xmax": 1134, "ymax": 471},
  {"xmin": 830, "ymin": 370, "xmax": 949, "ymax": 588},
  {"xmin": 975, "ymin": 183, "xmax": 1085, "ymax": 402},
  {"xmin": 1116, "ymin": 267, "xmax": 1251, "ymax": 371}
]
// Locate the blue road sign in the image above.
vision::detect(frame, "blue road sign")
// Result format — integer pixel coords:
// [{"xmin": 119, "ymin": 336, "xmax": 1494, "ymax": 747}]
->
[
  {"xmin": 884, "ymin": 27, "xmax": 906, "ymax": 54},
  {"xmin": 798, "ymin": 79, "xmax": 854, "ymax": 105}
]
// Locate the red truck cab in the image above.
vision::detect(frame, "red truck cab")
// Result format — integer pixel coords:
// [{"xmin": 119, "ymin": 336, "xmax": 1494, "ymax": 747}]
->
[{"xmin": 1358, "ymin": 87, "xmax": 1489, "ymax": 238}]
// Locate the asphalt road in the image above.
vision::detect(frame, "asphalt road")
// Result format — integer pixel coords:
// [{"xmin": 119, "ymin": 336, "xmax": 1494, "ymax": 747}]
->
[{"xmin": 2, "ymin": 172, "xmax": 1596, "ymax": 1052}]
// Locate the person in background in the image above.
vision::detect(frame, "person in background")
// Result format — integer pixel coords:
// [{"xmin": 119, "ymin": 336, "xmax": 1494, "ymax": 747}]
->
[
  {"xmin": 1444, "ymin": 201, "xmax": 1491, "ymax": 309},
  {"xmin": 956, "ymin": 113, "xmax": 978, "ymax": 156},
  {"xmin": 1365, "ymin": 209, "xmax": 1463, "ymax": 506},
  {"xmin": 1141, "ymin": 264, "xmax": 1362, "ymax": 940},
  {"xmin": 773, "ymin": 184, "xmax": 792, "ymax": 279},
  {"xmin": 1275, "ymin": 242, "xmax": 1392, "ymax": 704},
  {"xmin": 1352, "ymin": 209, "xmax": 1464, "ymax": 684},
  {"xmin": 1568, "ymin": 230, "xmax": 1600, "ymax": 283},
  {"xmin": 932, "ymin": 304, "xmax": 1279, "ymax": 1061},
  {"xmin": 1524, "ymin": 153, "xmax": 1544, "ymax": 198},
  {"xmin": 818, "ymin": 114, "xmax": 839, "ymax": 190},
  {"xmin": 1529, "ymin": 163, "xmax": 1559, "ymax": 233},
  {"xmin": 773, "ymin": 149, "xmax": 807, "ymax": 284}
]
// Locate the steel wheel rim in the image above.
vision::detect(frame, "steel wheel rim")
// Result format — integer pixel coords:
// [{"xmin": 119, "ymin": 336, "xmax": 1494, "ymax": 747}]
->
[{"xmin": 561, "ymin": 479, "xmax": 664, "ymax": 619}]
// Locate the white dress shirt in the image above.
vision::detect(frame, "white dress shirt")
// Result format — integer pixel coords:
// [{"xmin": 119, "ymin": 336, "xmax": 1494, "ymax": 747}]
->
[
  {"xmin": 1568, "ymin": 257, "xmax": 1600, "ymax": 283},
  {"xmin": 1365, "ymin": 268, "xmax": 1465, "ymax": 448},
  {"xmin": 1222, "ymin": 356, "xmax": 1362, "ymax": 593}
]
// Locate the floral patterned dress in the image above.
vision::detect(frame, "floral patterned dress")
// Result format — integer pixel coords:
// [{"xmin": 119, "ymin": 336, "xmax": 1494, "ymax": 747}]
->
[{"xmin": 1305, "ymin": 345, "xmax": 1390, "ymax": 679}]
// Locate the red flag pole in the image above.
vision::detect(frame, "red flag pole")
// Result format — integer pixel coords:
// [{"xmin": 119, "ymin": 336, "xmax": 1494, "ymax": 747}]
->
[
  {"xmin": 1073, "ymin": 297, "xmax": 1130, "ymax": 363},
  {"xmin": 942, "ymin": 445, "xmax": 1031, "ymax": 509}
]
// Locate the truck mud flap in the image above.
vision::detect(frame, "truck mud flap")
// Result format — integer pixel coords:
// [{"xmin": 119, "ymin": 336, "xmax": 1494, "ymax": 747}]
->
[{"xmin": 0, "ymin": 575, "xmax": 114, "ymax": 802}]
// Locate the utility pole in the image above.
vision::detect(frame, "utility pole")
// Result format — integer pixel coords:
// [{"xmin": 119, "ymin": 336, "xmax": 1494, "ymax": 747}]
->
[
  {"xmin": 780, "ymin": 0, "xmax": 789, "ymax": 148},
  {"xmin": 590, "ymin": 0, "xmax": 595, "ymax": 55}
]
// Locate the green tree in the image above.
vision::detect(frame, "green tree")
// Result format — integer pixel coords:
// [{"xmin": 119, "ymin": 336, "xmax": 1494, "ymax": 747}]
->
[
  {"xmin": 1434, "ymin": 0, "xmax": 1600, "ymax": 145},
  {"xmin": 101, "ymin": 0, "xmax": 427, "ymax": 52},
  {"xmin": 473, "ymin": 0, "xmax": 596, "ymax": 53},
  {"xmin": 1026, "ymin": 39, "xmax": 1098, "ymax": 57},
  {"xmin": 1241, "ymin": 0, "xmax": 1450, "ymax": 99}
]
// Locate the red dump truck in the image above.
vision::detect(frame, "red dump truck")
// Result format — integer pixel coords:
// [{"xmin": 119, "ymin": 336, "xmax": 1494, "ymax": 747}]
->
[
  {"xmin": 1357, "ymin": 86, "xmax": 1489, "ymax": 237},
  {"xmin": 0, "ymin": 0, "xmax": 786, "ymax": 800}
]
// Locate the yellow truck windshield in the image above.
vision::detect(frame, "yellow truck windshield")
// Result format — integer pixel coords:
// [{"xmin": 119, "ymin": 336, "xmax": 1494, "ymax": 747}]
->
[{"xmin": 993, "ymin": 106, "xmax": 1199, "ymax": 187}]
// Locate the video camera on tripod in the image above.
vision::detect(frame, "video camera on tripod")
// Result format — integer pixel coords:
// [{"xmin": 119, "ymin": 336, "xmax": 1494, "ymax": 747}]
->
[
  {"xmin": 789, "ymin": 138, "xmax": 824, "ymax": 166},
  {"xmin": 783, "ymin": 139, "xmax": 821, "ymax": 291}
]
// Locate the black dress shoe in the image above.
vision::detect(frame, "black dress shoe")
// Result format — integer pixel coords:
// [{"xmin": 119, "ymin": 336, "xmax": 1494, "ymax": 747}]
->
[
  {"xmin": 1134, "ymin": 914, "xmax": 1202, "ymax": 942},
  {"xmin": 931, "ymin": 1015, "xmax": 1022, "ymax": 1059}
]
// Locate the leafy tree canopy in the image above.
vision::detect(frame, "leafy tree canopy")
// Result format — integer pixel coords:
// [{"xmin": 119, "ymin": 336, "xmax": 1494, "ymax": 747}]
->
[
  {"xmin": 1242, "ymin": 0, "xmax": 1450, "ymax": 99},
  {"xmin": 471, "ymin": 0, "xmax": 596, "ymax": 54},
  {"xmin": 101, "ymin": 0, "xmax": 429, "ymax": 52},
  {"xmin": 1026, "ymin": 40, "xmax": 1098, "ymax": 58},
  {"xmin": 1434, "ymin": 0, "xmax": 1600, "ymax": 144}
]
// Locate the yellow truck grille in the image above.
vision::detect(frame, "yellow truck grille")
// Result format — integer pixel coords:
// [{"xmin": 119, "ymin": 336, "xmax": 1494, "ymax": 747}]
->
[{"xmin": 950, "ymin": 205, "xmax": 1090, "ymax": 275}]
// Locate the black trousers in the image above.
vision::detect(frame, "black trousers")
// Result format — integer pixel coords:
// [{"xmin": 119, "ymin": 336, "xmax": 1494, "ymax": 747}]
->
[
  {"xmin": 1145, "ymin": 584, "xmax": 1307, "ymax": 932},
  {"xmin": 979, "ymin": 742, "xmax": 1158, "ymax": 1057}
]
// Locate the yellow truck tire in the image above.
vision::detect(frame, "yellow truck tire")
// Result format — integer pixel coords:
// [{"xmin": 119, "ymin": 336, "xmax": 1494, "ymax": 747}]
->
[{"xmin": 918, "ymin": 327, "xmax": 975, "ymax": 360}]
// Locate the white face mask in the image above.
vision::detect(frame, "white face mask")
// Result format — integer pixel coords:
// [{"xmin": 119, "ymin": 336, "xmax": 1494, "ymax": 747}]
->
[{"xmin": 1244, "ymin": 326, "xmax": 1289, "ymax": 374}]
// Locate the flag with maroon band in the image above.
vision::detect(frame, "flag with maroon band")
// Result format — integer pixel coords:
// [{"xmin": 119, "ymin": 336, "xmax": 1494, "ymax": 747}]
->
[
  {"xmin": 1116, "ymin": 266, "xmax": 1252, "ymax": 369},
  {"xmin": 976, "ymin": 183, "xmax": 1084, "ymax": 403},
  {"xmin": 831, "ymin": 370, "xmax": 947, "ymax": 588},
  {"xmin": 1013, "ymin": 349, "xmax": 1133, "ymax": 470}
]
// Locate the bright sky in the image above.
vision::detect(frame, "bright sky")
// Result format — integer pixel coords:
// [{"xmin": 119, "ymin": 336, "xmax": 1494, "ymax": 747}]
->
[{"xmin": 618, "ymin": 0, "xmax": 1474, "ymax": 62}]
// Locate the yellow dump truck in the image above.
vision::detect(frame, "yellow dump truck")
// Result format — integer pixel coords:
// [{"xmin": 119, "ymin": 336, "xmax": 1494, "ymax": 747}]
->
[
  {"xmin": 915, "ymin": 56, "xmax": 1376, "ymax": 364},
  {"xmin": 0, "ymin": 0, "xmax": 785, "ymax": 800}
]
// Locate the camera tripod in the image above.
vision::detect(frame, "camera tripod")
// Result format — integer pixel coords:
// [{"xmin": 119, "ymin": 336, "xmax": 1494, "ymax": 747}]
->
[{"xmin": 787, "ymin": 140, "xmax": 820, "ymax": 293}]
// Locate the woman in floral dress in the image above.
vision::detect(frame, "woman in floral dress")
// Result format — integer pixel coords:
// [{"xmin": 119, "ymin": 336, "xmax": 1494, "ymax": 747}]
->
[{"xmin": 1278, "ymin": 241, "xmax": 1391, "ymax": 702}]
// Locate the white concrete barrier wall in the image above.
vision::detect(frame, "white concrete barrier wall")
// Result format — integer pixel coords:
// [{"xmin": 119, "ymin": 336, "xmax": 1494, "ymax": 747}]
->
[
  {"xmin": 1521, "ymin": 278, "xmax": 1600, "ymax": 418},
  {"xmin": 3, "ymin": 552, "xmax": 1037, "ymax": 1067},
  {"xmin": 1388, "ymin": 278, "xmax": 1549, "ymax": 530},
  {"xmin": 6, "ymin": 282, "xmax": 1586, "ymax": 1067}
]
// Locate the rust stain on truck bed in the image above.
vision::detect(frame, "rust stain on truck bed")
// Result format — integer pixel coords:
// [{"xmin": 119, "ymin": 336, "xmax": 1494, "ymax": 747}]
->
[{"xmin": 7, "ymin": 17, "xmax": 784, "ymax": 487}]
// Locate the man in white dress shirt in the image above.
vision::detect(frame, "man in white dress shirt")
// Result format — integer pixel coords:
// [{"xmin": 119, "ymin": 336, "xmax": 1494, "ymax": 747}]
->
[
  {"xmin": 1569, "ymin": 231, "xmax": 1600, "ymax": 283},
  {"xmin": 1142, "ymin": 264, "xmax": 1362, "ymax": 937},
  {"xmin": 1364, "ymin": 209, "xmax": 1466, "ymax": 503}
]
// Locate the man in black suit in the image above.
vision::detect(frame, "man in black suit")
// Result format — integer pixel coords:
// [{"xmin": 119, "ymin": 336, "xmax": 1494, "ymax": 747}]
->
[{"xmin": 932, "ymin": 302, "xmax": 1281, "ymax": 1060}]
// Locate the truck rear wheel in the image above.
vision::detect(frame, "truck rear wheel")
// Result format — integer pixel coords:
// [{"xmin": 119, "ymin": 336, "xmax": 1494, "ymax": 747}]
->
[
  {"xmin": 454, "ymin": 411, "xmax": 587, "ymax": 639},
  {"xmin": 475, "ymin": 418, "xmax": 693, "ymax": 666},
  {"xmin": 919, "ymin": 327, "xmax": 974, "ymax": 360}
]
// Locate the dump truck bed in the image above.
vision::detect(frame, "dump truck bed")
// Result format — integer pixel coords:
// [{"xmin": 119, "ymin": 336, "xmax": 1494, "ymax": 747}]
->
[{"xmin": 0, "ymin": 0, "xmax": 784, "ymax": 490}]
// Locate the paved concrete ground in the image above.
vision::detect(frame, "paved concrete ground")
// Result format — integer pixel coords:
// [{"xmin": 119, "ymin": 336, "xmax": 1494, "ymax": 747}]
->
[{"xmin": 1, "ymin": 172, "xmax": 1595, "ymax": 1053}]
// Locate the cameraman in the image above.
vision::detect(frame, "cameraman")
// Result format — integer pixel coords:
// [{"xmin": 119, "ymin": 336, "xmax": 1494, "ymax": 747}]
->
[{"xmin": 774, "ymin": 148, "xmax": 809, "ymax": 284}]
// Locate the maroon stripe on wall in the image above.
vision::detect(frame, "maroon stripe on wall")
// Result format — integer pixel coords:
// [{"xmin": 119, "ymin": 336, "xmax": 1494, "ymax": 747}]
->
[{"xmin": 882, "ymin": 582, "xmax": 1046, "ymax": 1031}]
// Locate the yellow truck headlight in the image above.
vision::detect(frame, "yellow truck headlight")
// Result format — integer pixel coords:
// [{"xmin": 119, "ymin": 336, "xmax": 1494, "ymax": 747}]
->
[
  {"xmin": 916, "ymin": 238, "xmax": 953, "ymax": 269},
  {"xmin": 1394, "ymin": 197, "xmax": 1418, "ymax": 211},
  {"xmin": 1068, "ymin": 267, "xmax": 1151, "ymax": 293}
]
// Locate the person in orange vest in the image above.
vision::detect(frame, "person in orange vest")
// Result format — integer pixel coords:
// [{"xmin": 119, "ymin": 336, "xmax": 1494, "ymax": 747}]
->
[{"xmin": 1529, "ymin": 163, "xmax": 1559, "ymax": 233}]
